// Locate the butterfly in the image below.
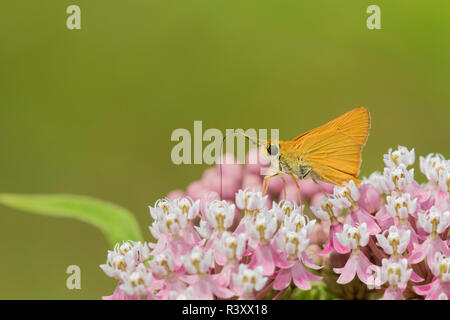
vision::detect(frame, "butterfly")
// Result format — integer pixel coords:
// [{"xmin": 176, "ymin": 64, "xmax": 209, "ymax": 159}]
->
[{"xmin": 260, "ymin": 107, "xmax": 371, "ymax": 203}]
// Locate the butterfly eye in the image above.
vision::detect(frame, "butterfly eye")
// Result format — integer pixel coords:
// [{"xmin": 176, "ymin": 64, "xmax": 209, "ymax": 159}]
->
[{"xmin": 267, "ymin": 145, "xmax": 278, "ymax": 156}]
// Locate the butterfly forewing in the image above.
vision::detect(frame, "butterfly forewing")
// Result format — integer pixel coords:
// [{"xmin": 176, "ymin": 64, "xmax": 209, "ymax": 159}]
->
[
  {"xmin": 292, "ymin": 107, "xmax": 370, "ymax": 149},
  {"xmin": 289, "ymin": 107, "xmax": 370, "ymax": 186}
]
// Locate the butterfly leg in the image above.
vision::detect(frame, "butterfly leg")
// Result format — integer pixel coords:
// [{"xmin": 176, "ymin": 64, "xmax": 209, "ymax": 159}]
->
[
  {"xmin": 288, "ymin": 171, "xmax": 303, "ymax": 213},
  {"xmin": 262, "ymin": 174, "xmax": 273, "ymax": 196},
  {"xmin": 262, "ymin": 172, "xmax": 284, "ymax": 196}
]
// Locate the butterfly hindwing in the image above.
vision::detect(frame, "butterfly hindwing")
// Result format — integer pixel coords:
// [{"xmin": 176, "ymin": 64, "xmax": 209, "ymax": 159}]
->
[{"xmin": 297, "ymin": 130, "xmax": 364, "ymax": 186}]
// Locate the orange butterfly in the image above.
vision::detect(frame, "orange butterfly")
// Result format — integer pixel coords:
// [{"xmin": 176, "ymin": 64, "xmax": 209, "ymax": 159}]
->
[{"xmin": 260, "ymin": 107, "xmax": 371, "ymax": 204}]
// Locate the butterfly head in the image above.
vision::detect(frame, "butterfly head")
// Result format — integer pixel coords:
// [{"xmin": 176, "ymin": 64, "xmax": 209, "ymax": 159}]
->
[{"xmin": 260, "ymin": 139, "xmax": 288, "ymax": 173}]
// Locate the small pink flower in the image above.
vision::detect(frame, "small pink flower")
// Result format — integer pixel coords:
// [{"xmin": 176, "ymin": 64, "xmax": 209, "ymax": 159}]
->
[
  {"xmin": 246, "ymin": 211, "xmax": 278, "ymax": 275},
  {"xmin": 363, "ymin": 171, "xmax": 391, "ymax": 195},
  {"xmin": 245, "ymin": 148, "xmax": 270, "ymax": 175},
  {"xmin": 187, "ymin": 180, "xmax": 208, "ymax": 201},
  {"xmin": 329, "ymin": 180, "xmax": 360, "ymax": 210},
  {"xmin": 284, "ymin": 183, "xmax": 303, "ymax": 204},
  {"xmin": 202, "ymin": 170, "xmax": 239, "ymax": 200},
  {"xmin": 345, "ymin": 208, "xmax": 381, "ymax": 235},
  {"xmin": 149, "ymin": 250, "xmax": 187, "ymax": 299},
  {"xmin": 119, "ymin": 264, "xmax": 155, "ymax": 300},
  {"xmin": 383, "ymin": 164, "xmax": 415, "ymax": 193},
  {"xmin": 167, "ymin": 189, "xmax": 185, "ymax": 200},
  {"xmin": 273, "ymin": 226, "xmax": 322, "ymax": 290},
  {"xmin": 199, "ymin": 191, "xmax": 220, "ymax": 216},
  {"xmin": 420, "ymin": 153, "xmax": 447, "ymax": 185},
  {"xmin": 334, "ymin": 223, "xmax": 373, "ymax": 284},
  {"xmin": 414, "ymin": 252, "xmax": 450, "ymax": 300},
  {"xmin": 329, "ymin": 181, "xmax": 381, "ymax": 235},
  {"xmin": 379, "ymin": 259, "xmax": 412, "ymax": 300},
  {"xmin": 297, "ymin": 178, "xmax": 320, "ymax": 200},
  {"xmin": 383, "ymin": 146, "xmax": 415, "ymax": 169},
  {"xmin": 241, "ymin": 173, "xmax": 263, "ymax": 191},
  {"xmin": 376, "ymin": 225, "xmax": 410, "ymax": 258},
  {"xmin": 310, "ymin": 197, "xmax": 349, "ymax": 255},
  {"xmin": 181, "ymin": 246, "xmax": 234, "ymax": 299},
  {"xmin": 270, "ymin": 200, "xmax": 299, "ymax": 222},
  {"xmin": 235, "ymin": 189, "xmax": 267, "ymax": 212},
  {"xmin": 409, "ymin": 207, "xmax": 450, "ymax": 268},
  {"xmin": 218, "ymin": 153, "xmax": 244, "ymax": 182},
  {"xmin": 358, "ymin": 183, "xmax": 382, "ymax": 214},
  {"xmin": 267, "ymin": 175, "xmax": 285, "ymax": 194},
  {"xmin": 214, "ymin": 232, "xmax": 246, "ymax": 287},
  {"xmin": 232, "ymin": 265, "xmax": 267, "ymax": 299}
]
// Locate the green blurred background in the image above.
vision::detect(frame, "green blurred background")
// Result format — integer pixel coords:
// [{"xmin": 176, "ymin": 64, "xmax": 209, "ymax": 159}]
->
[{"xmin": 0, "ymin": 1, "xmax": 449, "ymax": 299}]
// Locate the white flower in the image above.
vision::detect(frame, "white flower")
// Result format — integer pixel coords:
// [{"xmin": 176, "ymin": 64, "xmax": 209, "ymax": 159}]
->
[
  {"xmin": 162, "ymin": 212, "xmax": 188, "ymax": 234},
  {"xmin": 283, "ymin": 212, "xmax": 316, "ymax": 235},
  {"xmin": 431, "ymin": 252, "xmax": 449, "ymax": 282},
  {"xmin": 232, "ymin": 265, "xmax": 267, "ymax": 297},
  {"xmin": 275, "ymin": 227, "xmax": 309, "ymax": 258},
  {"xmin": 362, "ymin": 171, "xmax": 391, "ymax": 194},
  {"xmin": 115, "ymin": 241, "xmax": 134, "ymax": 256},
  {"xmin": 173, "ymin": 197, "xmax": 200, "ymax": 220},
  {"xmin": 235, "ymin": 189, "xmax": 267, "ymax": 211},
  {"xmin": 270, "ymin": 200, "xmax": 299, "ymax": 221},
  {"xmin": 149, "ymin": 198, "xmax": 173, "ymax": 221},
  {"xmin": 385, "ymin": 193, "xmax": 417, "ymax": 220},
  {"xmin": 336, "ymin": 223, "xmax": 370, "ymax": 249},
  {"xmin": 114, "ymin": 241, "xmax": 150, "ymax": 261},
  {"xmin": 100, "ymin": 250, "xmax": 135, "ymax": 279},
  {"xmin": 149, "ymin": 205, "xmax": 188, "ymax": 237},
  {"xmin": 376, "ymin": 226, "xmax": 410, "ymax": 256},
  {"xmin": 100, "ymin": 241, "xmax": 150, "ymax": 279},
  {"xmin": 204, "ymin": 200, "xmax": 235, "ymax": 233},
  {"xmin": 420, "ymin": 153, "xmax": 449, "ymax": 184},
  {"xmin": 181, "ymin": 246, "xmax": 213, "ymax": 274},
  {"xmin": 128, "ymin": 241, "xmax": 151, "ymax": 263},
  {"xmin": 380, "ymin": 259, "xmax": 412, "ymax": 288},
  {"xmin": 148, "ymin": 250, "xmax": 176, "ymax": 277},
  {"xmin": 120, "ymin": 263, "xmax": 153, "ymax": 298},
  {"xmin": 246, "ymin": 210, "xmax": 277, "ymax": 245},
  {"xmin": 329, "ymin": 180, "xmax": 360, "ymax": 209},
  {"xmin": 383, "ymin": 164, "xmax": 414, "ymax": 192},
  {"xmin": 215, "ymin": 232, "xmax": 246, "ymax": 263},
  {"xmin": 310, "ymin": 197, "xmax": 341, "ymax": 221},
  {"xmin": 149, "ymin": 220, "xmax": 163, "ymax": 239},
  {"xmin": 418, "ymin": 206, "xmax": 450, "ymax": 235},
  {"xmin": 194, "ymin": 219, "xmax": 212, "ymax": 238},
  {"xmin": 438, "ymin": 166, "xmax": 450, "ymax": 193},
  {"xmin": 383, "ymin": 146, "xmax": 415, "ymax": 168}
]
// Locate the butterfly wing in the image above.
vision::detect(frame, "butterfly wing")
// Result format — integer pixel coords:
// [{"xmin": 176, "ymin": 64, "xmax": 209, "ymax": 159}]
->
[
  {"xmin": 292, "ymin": 107, "xmax": 370, "ymax": 148},
  {"xmin": 296, "ymin": 130, "xmax": 364, "ymax": 186}
]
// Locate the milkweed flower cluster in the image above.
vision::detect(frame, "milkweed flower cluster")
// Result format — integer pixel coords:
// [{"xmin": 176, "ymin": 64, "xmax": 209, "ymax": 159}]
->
[{"xmin": 101, "ymin": 147, "xmax": 449, "ymax": 300}]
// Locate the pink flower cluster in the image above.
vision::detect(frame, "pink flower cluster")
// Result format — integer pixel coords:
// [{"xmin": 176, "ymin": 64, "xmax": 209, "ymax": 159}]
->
[{"xmin": 101, "ymin": 147, "xmax": 449, "ymax": 300}]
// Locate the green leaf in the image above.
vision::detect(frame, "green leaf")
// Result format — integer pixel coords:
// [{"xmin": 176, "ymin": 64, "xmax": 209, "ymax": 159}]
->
[{"xmin": 0, "ymin": 193, "xmax": 143, "ymax": 247}]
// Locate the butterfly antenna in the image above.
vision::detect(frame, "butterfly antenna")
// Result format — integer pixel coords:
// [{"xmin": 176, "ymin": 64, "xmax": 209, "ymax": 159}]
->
[{"xmin": 218, "ymin": 130, "xmax": 264, "ymax": 200}]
